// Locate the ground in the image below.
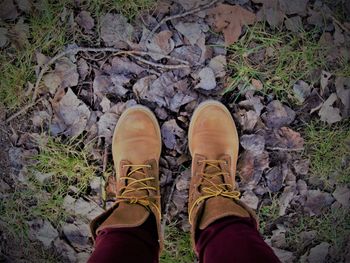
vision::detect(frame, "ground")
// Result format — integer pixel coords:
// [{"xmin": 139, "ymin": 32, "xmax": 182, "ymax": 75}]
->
[{"xmin": 0, "ymin": 0, "xmax": 350, "ymax": 262}]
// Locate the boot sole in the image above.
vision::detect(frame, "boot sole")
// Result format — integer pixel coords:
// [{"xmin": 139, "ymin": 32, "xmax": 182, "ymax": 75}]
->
[{"xmin": 188, "ymin": 100, "xmax": 239, "ymax": 158}]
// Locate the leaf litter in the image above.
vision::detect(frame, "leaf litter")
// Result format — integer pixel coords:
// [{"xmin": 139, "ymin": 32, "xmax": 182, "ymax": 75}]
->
[{"xmin": 1, "ymin": 0, "xmax": 350, "ymax": 262}]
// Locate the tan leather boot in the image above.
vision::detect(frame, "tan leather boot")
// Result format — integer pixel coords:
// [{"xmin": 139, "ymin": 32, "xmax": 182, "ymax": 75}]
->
[
  {"xmin": 90, "ymin": 105, "xmax": 163, "ymax": 250},
  {"xmin": 188, "ymin": 100, "xmax": 257, "ymax": 253}
]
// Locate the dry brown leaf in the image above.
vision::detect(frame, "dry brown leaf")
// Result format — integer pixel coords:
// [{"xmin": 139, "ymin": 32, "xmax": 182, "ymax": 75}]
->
[
  {"xmin": 262, "ymin": 100, "xmax": 296, "ymax": 129},
  {"xmin": 318, "ymin": 93, "xmax": 342, "ymax": 124},
  {"xmin": 100, "ymin": 13, "xmax": 133, "ymax": 47},
  {"xmin": 146, "ymin": 30, "xmax": 174, "ymax": 60},
  {"xmin": 265, "ymin": 127, "xmax": 304, "ymax": 150},
  {"xmin": 237, "ymin": 150, "xmax": 269, "ymax": 186},
  {"xmin": 208, "ymin": 4, "xmax": 256, "ymax": 46},
  {"xmin": 76, "ymin": 11, "xmax": 94, "ymax": 33}
]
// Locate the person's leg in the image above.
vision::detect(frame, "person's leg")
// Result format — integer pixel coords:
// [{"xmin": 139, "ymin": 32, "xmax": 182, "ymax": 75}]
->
[
  {"xmin": 187, "ymin": 101, "xmax": 280, "ymax": 262},
  {"xmin": 88, "ymin": 215, "xmax": 159, "ymax": 263},
  {"xmin": 196, "ymin": 216, "xmax": 280, "ymax": 263},
  {"xmin": 88, "ymin": 106, "xmax": 163, "ymax": 262}
]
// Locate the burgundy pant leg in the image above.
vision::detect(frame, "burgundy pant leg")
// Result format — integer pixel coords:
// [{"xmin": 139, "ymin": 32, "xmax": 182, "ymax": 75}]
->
[
  {"xmin": 88, "ymin": 215, "xmax": 159, "ymax": 263},
  {"xmin": 196, "ymin": 216, "xmax": 281, "ymax": 263}
]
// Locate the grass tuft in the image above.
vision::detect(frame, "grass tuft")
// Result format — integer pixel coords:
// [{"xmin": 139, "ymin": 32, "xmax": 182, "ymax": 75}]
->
[
  {"xmin": 160, "ymin": 222, "xmax": 195, "ymax": 263},
  {"xmin": 86, "ymin": 0, "xmax": 157, "ymax": 19},
  {"xmin": 226, "ymin": 23, "xmax": 327, "ymax": 102},
  {"xmin": 304, "ymin": 120, "xmax": 350, "ymax": 185},
  {"xmin": 286, "ymin": 208, "xmax": 350, "ymax": 258}
]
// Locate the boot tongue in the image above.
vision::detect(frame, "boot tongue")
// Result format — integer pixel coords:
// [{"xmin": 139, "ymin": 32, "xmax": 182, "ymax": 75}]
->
[{"xmin": 123, "ymin": 167, "xmax": 149, "ymax": 198}]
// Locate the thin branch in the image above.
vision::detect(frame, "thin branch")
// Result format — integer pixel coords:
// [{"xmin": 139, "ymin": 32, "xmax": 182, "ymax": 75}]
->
[
  {"xmin": 266, "ymin": 147, "xmax": 304, "ymax": 152},
  {"xmin": 5, "ymin": 97, "xmax": 45, "ymax": 123},
  {"xmin": 32, "ymin": 47, "xmax": 190, "ymax": 102},
  {"xmin": 128, "ymin": 53, "xmax": 189, "ymax": 69},
  {"xmin": 4, "ymin": 46, "xmax": 191, "ymax": 123},
  {"xmin": 146, "ymin": 0, "xmax": 219, "ymax": 41}
]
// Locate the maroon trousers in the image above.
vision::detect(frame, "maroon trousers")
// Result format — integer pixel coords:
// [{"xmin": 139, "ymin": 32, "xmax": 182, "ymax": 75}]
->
[{"xmin": 88, "ymin": 216, "xmax": 280, "ymax": 263}]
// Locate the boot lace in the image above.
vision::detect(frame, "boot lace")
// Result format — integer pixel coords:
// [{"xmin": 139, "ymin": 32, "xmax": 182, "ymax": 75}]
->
[
  {"xmin": 116, "ymin": 164, "xmax": 161, "ymax": 218},
  {"xmin": 189, "ymin": 160, "xmax": 240, "ymax": 223}
]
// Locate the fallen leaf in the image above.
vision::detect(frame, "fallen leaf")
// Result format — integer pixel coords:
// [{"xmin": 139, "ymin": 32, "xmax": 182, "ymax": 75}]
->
[
  {"xmin": 97, "ymin": 100, "xmax": 137, "ymax": 144},
  {"xmin": 252, "ymin": 0, "xmax": 284, "ymax": 27},
  {"xmin": 279, "ymin": 0, "xmax": 308, "ymax": 15},
  {"xmin": 318, "ymin": 93, "xmax": 342, "ymax": 124},
  {"xmin": 43, "ymin": 57, "xmax": 79, "ymax": 94},
  {"xmin": 237, "ymin": 150, "xmax": 269, "ymax": 186},
  {"xmin": 109, "ymin": 57, "xmax": 145, "ymax": 75},
  {"xmin": 27, "ymin": 219, "xmax": 59, "ymax": 249},
  {"xmin": 270, "ymin": 247, "xmax": 295, "ymax": 263},
  {"xmin": 262, "ymin": 100, "xmax": 296, "ymax": 128},
  {"xmin": 307, "ymin": 242, "xmax": 330, "ymax": 263},
  {"xmin": 16, "ymin": 0, "xmax": 33, "ymax": 13},
  {"xmin": 194, "ymin": 67, "xmax": 216, "ymax": 90},
  {"xmin": 234, "ymin": 109, "xmax": 259, "ymax": 131},
  {"xmin": 173, "ymin": 0, "xmax": 212, "ymax": 10},
  {"xmin": 293, "ymin": 80, "xmax": 311, "ymax": 103},
  {"xmin": 208, "ymin": 4, "xmax": 256, "ymax": 45},
  {"xmin": 278, "ymin": 185, "xmax": 297, "ymax": 216},
  {"xmin": 170, "ymin": 45, "xmax": 201, "ymax": 65},
  {"xmin": 100, "ymin": 96, "xmax": 111, "ymax": 113},
  {"xmin": 51, "ymin": 88, "xmax": 91, "ymax": 137},
  {"xmin": 209, "ymin": 55, "xmax": 227, "ymax": 78},
  {"xmin": 335, "ymin": 76, "xmax": 350, "ymax": 118},
  {"xmin": 0, "ymin": 0, "xmax": 18, "ymax": 20},
  {"xmin": 77, "ymin": 58, "xmax": 89, "ymax": 80},
  {"xmin": 238, "ymin": 96, "xmax": 264, "ymax": 115},
  {"xmin": 76, "ymin": 11, "xmax": 94, "ymax": 32},
  {"xmin": 333, "ymin": 185, "xmax": 350, "ymax": 208},
  {"xmin": 285, "ymin": 16, "xmax": 303, "ymax": 32},
  {"xmin": 304, "ymin": 190, "xmax": 334, "ymax": 215},
  {"xmin": 265, "ymin": 127, "xmax": 304, "ymax": 150},
  {"xmin": 161, "ymin": 119, "xmax": 185, "ymax": 151},
  {"xmin": 240, "ymin": 134, "xmax": 265, "ymax": 154},
  {"xmin": 8, "ymin": 18, "xmax": 29, "ymax": 48},
  {"xmin": 266, "ymin": 166, "xmax": 283, "ymax": 192},
  {"xmin": 174, "ymin": 21, "xmax": 204, "ymax": 46},
  {"xmin": 240, "ymin": 190, "xmax": 259, "ymax": 209},
  {"xmin": 53, "ymin": 239, "xmax": 77, "ymax": 263},
  {"xmin": 292, "ymin": 159, "xmax": 309, "ymax": 176},
  {"xmin": 133, "ymin": 73, "xmax": 177, "ymax": 107},
  {"xmin": 0, "ymin": 28, "xmax": 8, "ymax": 48},
  {"xmin": 271, "ymin": 225, "xmax": 287, "ymax": 249},
  {"xmin": 146, "ymin": 30, "xmax": 175, "ymax": 60},
  {"xmin": 62, "ymin": 221, "xmax": 91, "ymax": 251},
  {"xmin": 100, "ymin": 13, "xmax": 133, "ymax": 47}
]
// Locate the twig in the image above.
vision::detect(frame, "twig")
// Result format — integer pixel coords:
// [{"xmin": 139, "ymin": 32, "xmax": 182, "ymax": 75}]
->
[
  {"xmin": 5, "ymin": 97, "xmax": 45, "ymax": 123},
  {"xmin": 102, "ymin": 144, "xmax": 108, "ymax": 173},
  {"xmin": 5, "ymin": 47, "xmax": 190, "ymax": 123},
  {"xmin": 32, "ymin": 47, "xmax": 190, "ymax": 102},
  {"xmin": 266, "ymin": 147, "xmax": 304, "ymax": 152},
  {"xmin": 146, "ymin": 0, "xmax": 219, "ymax": 41},
  {"xmin": 330, "ymin": 15, "xmax": 350, "ymax": 34},
  {"xmin": 129, "ymin": 53, "xmax": 189, "ymax": 69}
]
